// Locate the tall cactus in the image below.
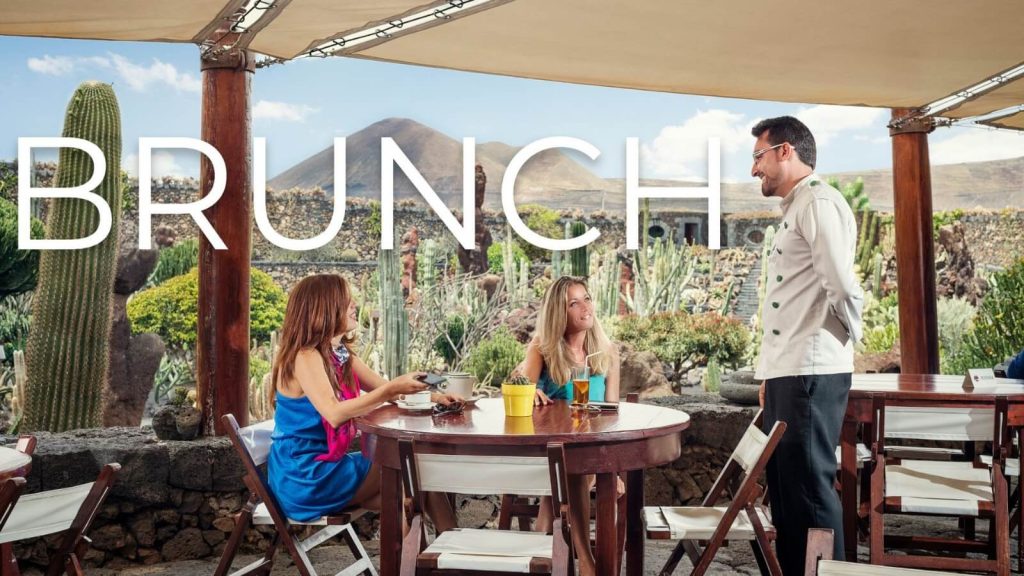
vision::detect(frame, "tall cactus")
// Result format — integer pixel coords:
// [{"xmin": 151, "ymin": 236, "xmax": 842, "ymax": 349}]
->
[
  {"xmin": 417, "ymin": 238, "xmax": 440, "ymax": 291},
  {"xmin": 591, "ymin": 249, "xmax": 621, "ymax": 318},
  {"xmin": 378, "ymin": 247, "xmax": 409, "ymax": 380},
  {"xmin": 25, "ymin": 82, "xmax": 122, "ymax": 432},
  {"xmin": 569, "ymin": 220, "xmax": 589, "ymax": 277}
]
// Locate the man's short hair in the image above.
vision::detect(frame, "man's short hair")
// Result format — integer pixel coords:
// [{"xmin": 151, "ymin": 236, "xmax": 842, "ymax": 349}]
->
[{"xmin": 751, "ymin": 116, "xmax": 817, "ymax": 169}]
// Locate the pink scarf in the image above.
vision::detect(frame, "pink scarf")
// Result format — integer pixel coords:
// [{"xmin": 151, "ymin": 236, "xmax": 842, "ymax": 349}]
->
[{"xmin": 315, "ymin": 353, "xmax": 361, "ymax": 462}]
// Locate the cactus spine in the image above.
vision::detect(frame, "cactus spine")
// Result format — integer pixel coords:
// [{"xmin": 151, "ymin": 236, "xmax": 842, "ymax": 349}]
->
[
  {"xmin": 25, "ymin": 82, "xmax": 122, "ymax": 431},
  {"xmin": 379, "ymin": 247, "xmax": 409, "ymax": 380},
  {"xmin": 569, "ymin": 220, "xmax": 589, "ymax": 277}
]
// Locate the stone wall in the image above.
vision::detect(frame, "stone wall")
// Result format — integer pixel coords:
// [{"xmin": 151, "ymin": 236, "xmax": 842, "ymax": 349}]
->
[{"xmin": 2, "ymin": 400, "xmax": 754, "ymax": 570}]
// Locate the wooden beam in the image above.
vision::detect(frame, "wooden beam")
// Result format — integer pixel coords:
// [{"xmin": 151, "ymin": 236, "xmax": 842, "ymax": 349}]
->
[
  {"xmin": 197, "ymin": 48, "xmax": 254, "ymax": 435},
  {"xmin": 889, "ymin": 109, "xmax": 939, "ymax": 374}
]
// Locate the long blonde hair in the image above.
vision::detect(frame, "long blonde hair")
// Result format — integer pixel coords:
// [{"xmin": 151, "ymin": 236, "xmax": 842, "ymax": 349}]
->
[
  {"xmin": 272, "ymin": 274, "xmax": 356, "ymax": 405},
  {"xmin": 536, "ymin": 276, "xmax": 612, "ymax": 386}
]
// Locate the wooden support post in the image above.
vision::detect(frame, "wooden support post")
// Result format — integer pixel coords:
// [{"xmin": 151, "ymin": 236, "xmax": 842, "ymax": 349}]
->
[
  {"xmin": 889, "ymin": 109, "xmax": 939, "ymax": 374},
  {"xmin": 197, "ymin": 47, "xmax": 254, "ymax": 435}
]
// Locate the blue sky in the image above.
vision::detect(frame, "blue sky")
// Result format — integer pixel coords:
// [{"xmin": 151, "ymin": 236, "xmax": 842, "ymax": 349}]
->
[{"xmin": 3, "ymin": 36, "xmax": 1024, "ymax": 184}]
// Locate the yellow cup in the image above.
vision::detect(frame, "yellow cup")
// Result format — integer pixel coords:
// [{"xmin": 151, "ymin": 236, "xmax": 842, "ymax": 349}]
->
[{"xmin": 501, "ymin": 382, "xmax": 536, "ymax": 417}]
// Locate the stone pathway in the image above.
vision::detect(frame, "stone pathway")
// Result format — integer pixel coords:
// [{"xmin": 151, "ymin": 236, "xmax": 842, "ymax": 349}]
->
[{"xmin": 70, "ymin": 515, "xmax": 1019, "ymax": 576}]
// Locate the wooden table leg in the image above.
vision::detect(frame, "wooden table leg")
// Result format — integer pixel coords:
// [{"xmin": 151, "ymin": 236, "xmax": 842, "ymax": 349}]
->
[
  {"xmin": 626, "ymin": 469, "xmax": 645, "ymax": 576},
  {"xmin": 840, "ymin": 415, "xmax": 858, "ymax": 562},
  {"xmin": 595, "ymin": 472, "xmax": 618, "ymax": 575},
  {"xmin": 379, "ymin": 465, "xmax": 402, "ymax": 576}
]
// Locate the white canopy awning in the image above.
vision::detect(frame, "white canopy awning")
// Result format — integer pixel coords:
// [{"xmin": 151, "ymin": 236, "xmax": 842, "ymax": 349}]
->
[{"xmin": 2, "ymin": 0, "xmax": 1022, "ymax": 126}]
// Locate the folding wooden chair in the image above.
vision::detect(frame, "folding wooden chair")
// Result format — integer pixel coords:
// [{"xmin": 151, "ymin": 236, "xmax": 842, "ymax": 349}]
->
[
  {"xmin": 866, "ymin": 395, "xmax": 1013, "ymax": 575},
  {"xmin": 215, "ymin": 414, "xmax": 376, "ymax": 576},
  {"xmin": 644, "ymin": 410, "xmax": 786, "ymax": 576},
  {"xmin": 0, "ymin": 463, "xmax": 120, "ymax": 576},
  {"xmin": 399, "ymin": 438, "xmax": 574, "ymax": 575},
  {"xmin": 804, "ymin": 528, "xmax": 961, "ymax": 576},
  {"xmin": 498, "ymin": 394, "xmax": 639, "ymax": 533}
]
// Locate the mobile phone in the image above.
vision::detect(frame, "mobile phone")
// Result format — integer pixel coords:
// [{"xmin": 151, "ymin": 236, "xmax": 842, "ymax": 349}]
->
[
  {"xmin": 588, "ymin": 401, "xmax": 619, "ymax": 411},
  {"xmin": 417, "ymin": 374, "xmax": 447, "ymax": 387}
]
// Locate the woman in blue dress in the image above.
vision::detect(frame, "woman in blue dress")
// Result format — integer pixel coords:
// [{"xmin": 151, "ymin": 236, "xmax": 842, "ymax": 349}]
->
[
  {"xmin": 268, "ymin": 274, "xmax": 458, "ymax": 528},
  {"xmin": 520, "ymin": 276, "xmax": 620, "ymax": 575}
]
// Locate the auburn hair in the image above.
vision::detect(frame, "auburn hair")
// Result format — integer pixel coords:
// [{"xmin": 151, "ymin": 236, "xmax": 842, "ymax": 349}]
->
[{"xmin": 271, "ymin": 274, "xmax": 357, "ymax": 405}]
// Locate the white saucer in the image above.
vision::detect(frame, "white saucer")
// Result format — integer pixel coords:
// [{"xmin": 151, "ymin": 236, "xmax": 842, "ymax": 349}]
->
[
  {"xmin": 395, "ymin": 400, "xmax": 436, "ymax": 412},
  {"xmin": 462, "ymin": 393, "xmax": 488, "ymax": 405}
]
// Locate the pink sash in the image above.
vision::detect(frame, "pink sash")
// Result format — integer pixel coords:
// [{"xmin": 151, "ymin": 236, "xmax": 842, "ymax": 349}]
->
[{"xmin": 315, "ymin": 354, "xmax": 360, "ymax": 462}]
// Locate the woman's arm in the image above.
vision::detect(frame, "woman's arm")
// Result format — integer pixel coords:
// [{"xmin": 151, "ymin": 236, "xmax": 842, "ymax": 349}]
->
[
  {"xmin": 293, "ymin": 350, "xmax": 425, "ymax": 428},
  {"xmin": 348, "ymin": 353, "xmax": 457, "ymax": 404},
  {"xmin": 604, "ymin": 344, "xmax": 621, "ymax": 402},
  {"xmin": 523, "ymin": 338, "xmax": 552, "ymax": 405},
  {"xmin": 350, "ymin": 353, "xmax": 390, "ymax": 391}
]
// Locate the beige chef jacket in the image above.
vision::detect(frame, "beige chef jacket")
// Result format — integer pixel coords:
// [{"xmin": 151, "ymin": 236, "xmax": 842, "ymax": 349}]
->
[{"xmin": 754, "ymin": 173, "xmax": 864, "ymax": 380}]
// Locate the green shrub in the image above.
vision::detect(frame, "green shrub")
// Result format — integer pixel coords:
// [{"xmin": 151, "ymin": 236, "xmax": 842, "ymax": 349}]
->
[
  {"xmin": 465, "ymin": 327, "xmax": 525, "ymax": 387},
  {"xmin": 517, "ymin": 204, "xmax": 562, "ymax": 261},
  {"xmin": 947, "ymin": 258, "xmax": 1024, "ymax": 374},
  {"xmin": 614, "ymin": 311, "xmax": 750, "ymax": 371},
  {"xmin": 487, "ymin": 241, "xmax": 527, "ymax": 273},
  {"xmin": 147, "ymin": 238, "xmax": 199, "ymax": 287},
  {"xmin": 937, "ymin": 297, "xmax": 976, "ymax": 373},
  {"xmin": 128, "ymin": 267, "xmax": 286, "ymax": 349},
  {"xmin": 339, "ymin": 248, "xmax": 360, "ymax": 262},
  {"xmin": 0, "ymin": 197, "xmax": 45, "ymax": 298},
  {"xmin": 932, "ymin": 208, "xmax": 965, "ymax": 236},
  {"xmin": 859, "ymin": 291, "xmax": 899, "ymax": 353},
  {"xmin": 433, "ymin": 316, "xmax": 468, "ymax": 366}
]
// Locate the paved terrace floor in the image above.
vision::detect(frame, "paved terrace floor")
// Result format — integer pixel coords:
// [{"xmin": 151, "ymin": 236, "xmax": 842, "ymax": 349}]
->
[{"xmin": 74, "ymin": 515, "xmax": 1019, "ymax": 576}]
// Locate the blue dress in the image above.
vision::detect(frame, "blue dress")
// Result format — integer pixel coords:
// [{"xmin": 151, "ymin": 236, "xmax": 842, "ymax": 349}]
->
[
  {"xmin": 537, "ymin": 364, "xmax": 607, "ymax": 401},
  {"xmin": 268, "ymin": 393, "xmax": 372, "ymax": 521}
]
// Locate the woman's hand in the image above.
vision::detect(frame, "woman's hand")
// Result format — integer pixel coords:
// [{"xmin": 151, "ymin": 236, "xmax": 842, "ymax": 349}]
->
[
  {"xmin": 534, "ymin": 388, "xmax": 552, "ymax": 406},
  {"xmin": 385, "ymin": 375, "xmax": 428, "ymax": 401},
  {"xmin": 432, "ymin": 392, "xmax": 462, "ymax": 405}
]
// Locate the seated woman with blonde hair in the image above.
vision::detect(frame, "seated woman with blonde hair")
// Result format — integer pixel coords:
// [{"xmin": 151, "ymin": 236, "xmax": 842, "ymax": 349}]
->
[
  {"xmin": 268, "ymin": 273, "xmax": 458, "ymax": 528},
  {"xmin": 521, "ymin": 275, "xmax": 620, "ymax": 576}
]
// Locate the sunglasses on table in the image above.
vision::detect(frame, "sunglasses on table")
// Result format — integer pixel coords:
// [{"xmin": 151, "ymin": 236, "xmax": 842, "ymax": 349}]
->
[{"xmin": 432, "ymin": 400, "xmax": 465, "ymax": 416}]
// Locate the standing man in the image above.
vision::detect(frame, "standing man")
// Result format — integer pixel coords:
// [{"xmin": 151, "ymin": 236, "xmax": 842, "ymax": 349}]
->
[{"xmin": 751, "ymin": 116, "xmax": 863, "ymax": 574}]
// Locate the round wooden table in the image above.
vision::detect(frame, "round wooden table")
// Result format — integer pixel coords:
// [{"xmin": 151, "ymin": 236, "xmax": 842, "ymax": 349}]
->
[
  {"xmin": 357, "ymin": 398, "xmax": 691, "ymax": 576},
  {"xmin": 0, "ymin": 447, "xmax": 31, "ymax": 481}
]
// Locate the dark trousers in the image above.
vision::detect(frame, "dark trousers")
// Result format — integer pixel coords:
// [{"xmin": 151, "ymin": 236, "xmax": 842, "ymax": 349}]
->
[{"xmin": 762, "ymin": 373, "xmax": 851, "ymax": 576}]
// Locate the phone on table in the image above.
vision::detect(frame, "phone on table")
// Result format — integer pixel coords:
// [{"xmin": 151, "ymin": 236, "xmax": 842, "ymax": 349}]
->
[{"xmin": 416, "ymin": 373, "xmax": 447, "ymax": 388}]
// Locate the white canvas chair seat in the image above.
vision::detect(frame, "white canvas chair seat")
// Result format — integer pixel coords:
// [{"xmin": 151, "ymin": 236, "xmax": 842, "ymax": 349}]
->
[
  {"xmin": 816, "ymin": 559, "xmax": 960, "ymax": 575},
  {"xmin": 0, "ymin": 481, "xmax": 93, "ymax": 543},
  {"xmin": 643, "ymin": 505, "xmax": 774, "ymax": 540},
  {"xmin": 251, "ymin": 502, "xmax": 367, "ymax": 526},
  {"xmin": 423, "ymin": 528, "xmax": 553, "ymax": 572}
]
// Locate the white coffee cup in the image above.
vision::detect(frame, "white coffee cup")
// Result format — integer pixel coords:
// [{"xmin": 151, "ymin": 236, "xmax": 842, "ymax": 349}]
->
[
  {"xmin": 441, "ymin": 372, "xmax": 476, "ymax": 398},
  {"xmin": 402, "ymin": 390, "xmax": 432, "ymax": 406}
]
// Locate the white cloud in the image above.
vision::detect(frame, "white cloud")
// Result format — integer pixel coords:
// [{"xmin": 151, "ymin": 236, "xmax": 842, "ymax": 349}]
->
[
  {"xmin": 253, "ymin": 100, "xmax": 319, "ymax": 122},
  {"xmin": 123, "ymin": 151, "xmax": 193, "ymax": 178},
  {"xmin": 794, "ymin": 105, "xmax": 886, "ymax": 145},
  {"xmin": 26, "ymin": 53, "xmax": 199, "ymax": 93},
  {"xmin": 27, "ymin": 55, "xmax": 74, "ymax": 76},
  {"xmin": 930, "ymin": 128, "xmax": 1024, "ymax": 165},
  {"xmin": 107, "ymin": 54, "xmax": 200, "ymax": 93},
  {"xmin": 641, "ymin": 109, "xmax": 752, "ymax": 179}
]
